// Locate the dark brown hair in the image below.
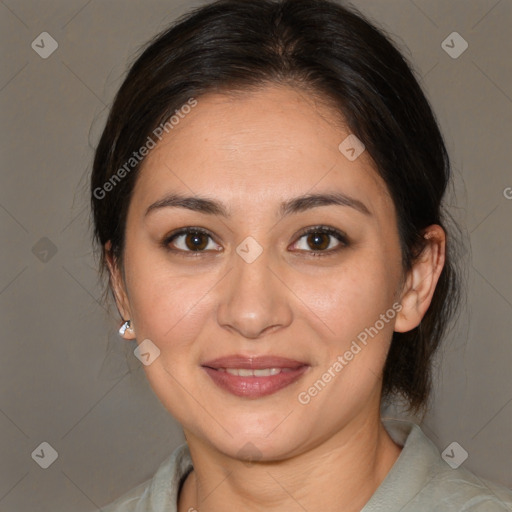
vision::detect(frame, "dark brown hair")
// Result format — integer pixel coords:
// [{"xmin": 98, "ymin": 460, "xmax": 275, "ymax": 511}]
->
[{"xmin": 91, "ymin": 0, "xmax": 462, "ymax": 415}]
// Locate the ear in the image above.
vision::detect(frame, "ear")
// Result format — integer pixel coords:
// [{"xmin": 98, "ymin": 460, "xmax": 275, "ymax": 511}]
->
[
  {"xmin": 105, "ymin": 241, "xmax": 136, "ymax": 339},
  {"xmin": 394, "ymin": 225, "xmax": 446, "ymax": 333}
]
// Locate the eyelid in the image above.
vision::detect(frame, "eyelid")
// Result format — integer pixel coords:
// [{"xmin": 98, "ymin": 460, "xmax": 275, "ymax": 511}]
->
[
  {"xmin": 294, "ymin": 225, "xmax": 349, "ymax": 241},
  {"xmin": 164, "ymin": 226, "xmax": 213, "ymax": 241}
]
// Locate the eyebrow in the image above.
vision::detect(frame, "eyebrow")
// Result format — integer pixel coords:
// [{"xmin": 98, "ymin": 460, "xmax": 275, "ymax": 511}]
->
[{"xmin": 144, "ymin": 191, "xmax": 371, "ymax": 218}]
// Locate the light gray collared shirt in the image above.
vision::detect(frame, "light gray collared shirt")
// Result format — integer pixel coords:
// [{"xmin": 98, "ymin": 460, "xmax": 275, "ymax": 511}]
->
[{"xmin": 101, "ymin": 418, "xmax": 512, "ymax": 511}]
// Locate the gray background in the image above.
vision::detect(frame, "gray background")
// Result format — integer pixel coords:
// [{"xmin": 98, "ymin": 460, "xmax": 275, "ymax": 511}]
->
[{"xmin": 0, "ymin": 0, "xmax": 511, "ymax": 510}]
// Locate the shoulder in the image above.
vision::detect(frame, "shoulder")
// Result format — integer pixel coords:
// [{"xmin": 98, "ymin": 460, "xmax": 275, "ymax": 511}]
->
[
  {"xmin": 363, "ymin": 419, "xmax": 512, "ymax": 512},
  {"xmin": 424, "ymin": 462, "xmax": 512, "ymax": 511},
  {"xmin": 101, "ymin": 443, "xmax": 193, "ymax": 512}
]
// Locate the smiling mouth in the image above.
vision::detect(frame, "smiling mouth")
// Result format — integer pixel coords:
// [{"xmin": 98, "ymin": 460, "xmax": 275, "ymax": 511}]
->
[{"xmin": 201, "ymin": 354, "xmax": 310, "ymax": 398}]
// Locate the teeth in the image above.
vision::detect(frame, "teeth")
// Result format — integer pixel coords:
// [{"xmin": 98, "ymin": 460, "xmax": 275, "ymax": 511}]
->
[
  {"xmin": 223, "ymin": 368, "xmax": 283, "ymax": 377},
  {"xmin": 237, "ymin": 368, "xmax": 254, "ymax": 377}
]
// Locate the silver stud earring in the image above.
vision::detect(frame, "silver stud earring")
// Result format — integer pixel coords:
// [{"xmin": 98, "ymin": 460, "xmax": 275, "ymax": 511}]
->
[{"xmin": 119, "ymin": 320, "xmax": 132, "ymax": 336}]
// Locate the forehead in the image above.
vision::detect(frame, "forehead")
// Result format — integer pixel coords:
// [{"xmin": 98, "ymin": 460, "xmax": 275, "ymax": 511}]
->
[{"xmin": 131, "ymin": 84, "xmax": 393, "ymax": 217}]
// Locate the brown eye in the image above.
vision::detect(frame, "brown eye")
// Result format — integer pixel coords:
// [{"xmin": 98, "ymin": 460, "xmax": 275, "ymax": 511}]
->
[
  {"xmin": 164, "ymin": 228, "xmax": 219, "ymax": 253},
  {"xmin": 292, "ymin": 226, "xmax": 349, "ymax": 255},
  {"xmin": 183, "ymin": 232, "xmax": 209, "ymax": 251},
  {"xmin": 306, "ymin": 232, "xmax": 331, "ymax": 251}
]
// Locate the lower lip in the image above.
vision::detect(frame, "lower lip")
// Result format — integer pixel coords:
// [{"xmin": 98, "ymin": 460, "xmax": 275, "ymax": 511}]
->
[{"xmin": 202, "ymin": 366, "xmax": 309, "ymax": 398}]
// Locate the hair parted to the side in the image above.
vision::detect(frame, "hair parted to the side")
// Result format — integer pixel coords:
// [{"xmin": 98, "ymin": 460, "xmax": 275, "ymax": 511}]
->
[{"xmin": 90, "ymin": 0, "xmax": 462, "ymax": 416}]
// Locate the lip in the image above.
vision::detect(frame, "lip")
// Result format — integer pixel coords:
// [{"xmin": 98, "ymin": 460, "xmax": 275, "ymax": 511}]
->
[{"xmin": 201, "ymin": 354, "xmax": 310, "ymax": 398}]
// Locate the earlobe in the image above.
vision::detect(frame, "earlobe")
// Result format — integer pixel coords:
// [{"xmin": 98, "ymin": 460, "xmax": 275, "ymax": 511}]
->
[
  {"xmin": 104, "ymin": 241, "xmax": 135, "ymax": 338},
  {"xmin": 394, "ymin": 225, "xmax": 446, "ymax": 333},
  {"xmin": 118, "ymin": 319, "xmax": 136, "ymax": 340}
]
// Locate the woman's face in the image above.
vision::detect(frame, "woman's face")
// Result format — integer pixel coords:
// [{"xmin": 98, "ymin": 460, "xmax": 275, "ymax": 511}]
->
[{"xmin": 112, "ymin": 84, "xmax": 409, "ymax": 460}]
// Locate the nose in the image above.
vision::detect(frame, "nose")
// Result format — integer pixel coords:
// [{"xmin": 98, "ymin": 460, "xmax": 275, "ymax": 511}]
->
[{"xmin": 216, "ymin": 242, "xmax": 293, "ymax": 340}]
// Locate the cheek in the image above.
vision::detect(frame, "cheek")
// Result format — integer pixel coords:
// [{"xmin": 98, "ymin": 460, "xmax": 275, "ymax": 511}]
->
[
  {"xmin": 120, "ymin": 214, "xmax": 206, "ymax": 337},
  {"xmin": 293, "ymin": 255, "xmax": 401, "ymax": 408},
  {"xmin": 128, "ymin": 267, "xmax": 216, "ymax": 349},
  {"xmin": 293, "ymin": 251, "xmax": 400, "ymax": 342}
]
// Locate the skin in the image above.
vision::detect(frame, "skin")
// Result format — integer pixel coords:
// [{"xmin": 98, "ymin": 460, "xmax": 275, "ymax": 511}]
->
[{"xmin": 107, "ymin": 84, "xmax": 446, "ymax": 512}]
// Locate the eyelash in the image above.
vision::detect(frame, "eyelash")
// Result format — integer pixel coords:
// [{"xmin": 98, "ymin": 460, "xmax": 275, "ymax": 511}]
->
[{"xmin": 162, "ymin": 225, "xmax": 349, "ymax": 258}]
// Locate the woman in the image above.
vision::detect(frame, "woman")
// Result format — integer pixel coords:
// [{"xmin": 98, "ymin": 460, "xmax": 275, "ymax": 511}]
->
[{"xmin": 90, "ymin": 0, "xmax": 512, "ymax": 510}]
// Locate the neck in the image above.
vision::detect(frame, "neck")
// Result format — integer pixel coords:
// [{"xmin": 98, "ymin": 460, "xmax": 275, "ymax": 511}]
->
[{"xmin": 178, "ymin": 411, "xmax": 402, "ymax": 512}]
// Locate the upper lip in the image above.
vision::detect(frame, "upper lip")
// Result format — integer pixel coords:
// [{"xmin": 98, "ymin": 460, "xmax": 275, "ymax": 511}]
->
[{"xmin": 201, "ymin": 355, "xmax": 308, "ymax": 370}]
